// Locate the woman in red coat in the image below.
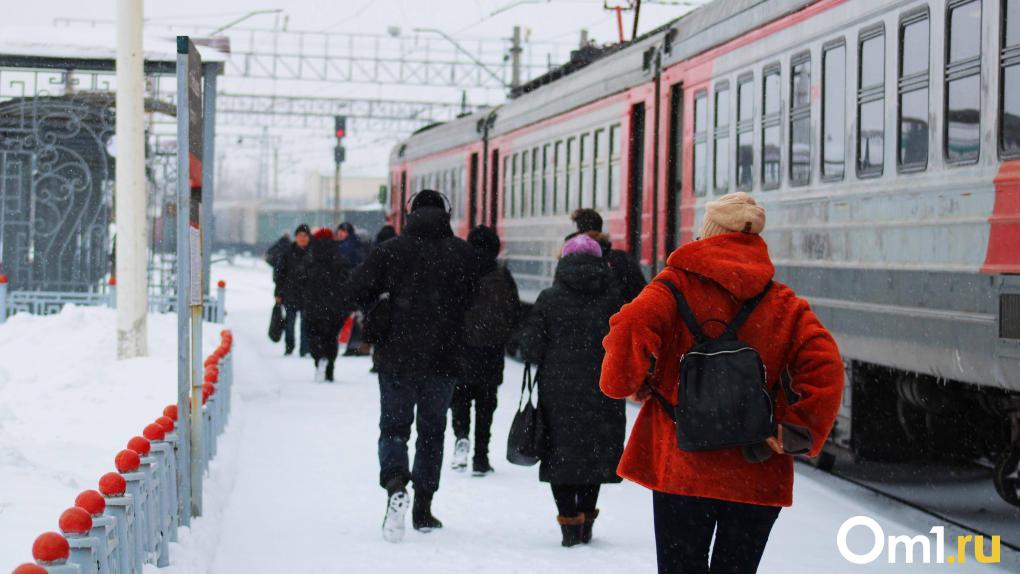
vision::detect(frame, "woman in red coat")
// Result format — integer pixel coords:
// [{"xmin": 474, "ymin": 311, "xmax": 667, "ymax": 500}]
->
[{"xmin": 600, "ymin": 192, "xmax": 843, "ymax": 574}]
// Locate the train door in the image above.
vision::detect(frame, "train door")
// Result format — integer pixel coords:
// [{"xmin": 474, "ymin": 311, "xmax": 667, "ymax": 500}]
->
[
  {"xmin": 469, "ymin": 152, "xmax": 479, "ymax": 229},
  {"xmin": 628, "ymin": 103, "xmax": 645, "ymax": 259},
  {"xmin": 665, "ymin": 82, "xmax": 683, "ymax": 255},
  {"xmin": 489, "ymin": 149, "xmax": 500, "ymax": 227}
]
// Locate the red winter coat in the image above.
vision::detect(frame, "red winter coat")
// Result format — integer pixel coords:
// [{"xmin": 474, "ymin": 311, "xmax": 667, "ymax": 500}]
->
[{"xmin": 600, "ymin": 233, "xmax": 843, "ymax": 507}]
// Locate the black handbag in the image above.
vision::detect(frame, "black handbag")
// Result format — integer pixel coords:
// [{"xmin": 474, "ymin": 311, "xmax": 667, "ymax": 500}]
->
[
  {"xmin": 506, "ymin": 363, "xmax": 546, "ymax": 466},
  {"xmin": 268, "ymin": 303, "xmax": 285, "ymax": 343}
]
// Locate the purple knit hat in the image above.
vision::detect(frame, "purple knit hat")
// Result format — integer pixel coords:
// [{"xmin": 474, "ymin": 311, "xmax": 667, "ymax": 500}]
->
[{"xmin": 561, "ymin": 234, "xmax": 602, "ymax": 258}]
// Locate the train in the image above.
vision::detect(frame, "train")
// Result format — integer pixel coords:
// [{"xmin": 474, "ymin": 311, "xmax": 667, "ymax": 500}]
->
[{"xmin": 389, "ymin": 0, "xmax": 1020, "ymax": 506}]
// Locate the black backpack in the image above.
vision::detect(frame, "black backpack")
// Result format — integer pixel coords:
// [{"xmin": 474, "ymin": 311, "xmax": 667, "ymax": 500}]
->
[
  {"xmin": 651, "ymin": 279, "xmax": 776, "ymax": 452},
  {"xmin": 463, "ymin": 265, "xmax": 520, "ymax": 348}
]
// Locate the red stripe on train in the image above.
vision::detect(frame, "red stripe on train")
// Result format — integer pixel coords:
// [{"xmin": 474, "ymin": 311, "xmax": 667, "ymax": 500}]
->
[{"xmin": 983, "ymin": 159, "xmax": 1020, "ymax": 274}]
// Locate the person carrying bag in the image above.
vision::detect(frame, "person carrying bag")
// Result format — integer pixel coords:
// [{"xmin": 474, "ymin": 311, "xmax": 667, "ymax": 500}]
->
[{"xmin": 506, "ymin": 363, "xmax": 545, "ymax": 466}]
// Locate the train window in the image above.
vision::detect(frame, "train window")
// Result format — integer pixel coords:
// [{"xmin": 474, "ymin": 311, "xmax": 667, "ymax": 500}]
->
[
  {"xmin": 609, "ymin": 124, "xmax": 622, "ymax": 208},
  {"xmin": 580, "ymin": 133, "xmax": 592, "ymax": 207},
  {"xmin": 503, "ymin": 155, "xmax": 510, "ymax": 218},
  {"xmin": 520, "ymin": 151, "xmax": 529, "ymax": 217},
  {"xmin": 714, "ymin": 83, "xmax": 730, "ymax": 193},
  {"xmin": 822, "ymin": 40, "xmax": 846, "ymax": 180},
  {"xmin": 1001, "ymin": 0, "xmax": 1020, "ymax": 156},
  {"xmin": 567, "ymin": 137, "xmax": 578, "ymax": 212},
  {"xmin": 857, "ymin": 27, "xmax": 885, "ymax": 178},
  {"xmin": 736, "ymin": 75, "xmax": 754, "ymax": 191},
  {"xmin": 693, "ymin": 91, "xmax": 708, "ymax": 196},
  {"xmin": 554, "ymin": 141, "xmax": 564, "ymax": 213},
  {"xmin": 899, "ymin": 10, "xmax": 930, "ymax": 171},
  {"xmin": 790, "ymin": 52, "xmax": 812, "ymax": 186},
  {"xmin": 531, "ymin": 148, "xmax": 540, "ymax": 217},
  {"xmin": 946, "ymin": 0, "xmax": 982, "ymax": 164},
  {"xmin": 595, "ymin": 128, "xmax": 608, "ymax": 209},
  {"xmin": 542, "ymin": 144, "xmax": 552, "ymax": 215},
  {"xmin": 762, "ymin": 66, "xmax": 781, "ymax": 190},
  {"xmin": 511, "ymin": 153, "xmax": 519, "ymax": 218}
]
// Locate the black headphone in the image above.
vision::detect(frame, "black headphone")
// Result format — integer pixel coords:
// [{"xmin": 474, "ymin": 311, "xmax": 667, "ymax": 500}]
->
[{"xmin": 405, "ymin": 189, "xmax": 453, "ymax": 216}]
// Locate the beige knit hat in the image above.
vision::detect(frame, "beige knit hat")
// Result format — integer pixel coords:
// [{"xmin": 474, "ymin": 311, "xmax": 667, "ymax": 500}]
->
[{"xmin": 698, "ymin": 192, "xmax": 766, "ymax": 239}]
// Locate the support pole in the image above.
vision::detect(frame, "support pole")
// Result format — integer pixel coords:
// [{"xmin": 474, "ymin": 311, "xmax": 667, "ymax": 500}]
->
[
  {"xmin": 201, "ymin": 66, "xmax": 217, "ymax": 297},
  {"xmin": 334, "ymin": 161, "xmax": 342, "ymax": 227},
  {"xmin": 631, "ymin": 0, "xmax": 642, "ymax": 41},
  {"xmin": 115, "ymin": 0, "xmax": 147, "ymax": 359},
  {"xmin": 175, "ymin": 43, "xmax": 193, "ymax": 525},
  {"xmin": 511, "ymin": 26, "xmax": 522, "ymax": 90},
  {"xmin": 616, "ymin": 7, "xmax": 625, "ymax": 44}
]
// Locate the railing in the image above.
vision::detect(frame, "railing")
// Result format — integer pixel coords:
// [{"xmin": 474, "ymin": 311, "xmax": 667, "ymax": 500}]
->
[
  {"xmin": 10, "ymin": 330, "xmax": 235, "ymax": 574},
  {"xmin": 0, "ymin": 277, "xmax": 227, "ymax": 324}
]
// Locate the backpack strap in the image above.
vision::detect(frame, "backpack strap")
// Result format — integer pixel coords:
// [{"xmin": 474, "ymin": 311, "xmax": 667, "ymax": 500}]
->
[
  {"xmin": 720, "ymin": 281, "xmax": 774, "ymax": 340},
  {"xmin": 654, "ymin": 279, "xmax": 706, "ymax": 343}
]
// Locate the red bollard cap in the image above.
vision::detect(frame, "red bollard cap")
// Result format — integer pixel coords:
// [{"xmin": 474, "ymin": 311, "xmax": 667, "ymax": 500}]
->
[
  {"xmin": 204, "ymin": 368, "xmax": 219, "ymax": 383},
  {"xmin": 58, "ymin": 507, "xmax": 92, "ymax": 535},
  {"xmin": 221, "ymin": 329, "xmax": 232, "ymax": 339},
  {"xmin": 0, "ymin": 274, "xmax": 8, "ymax": 284},
  {"xmin": 202, "ymin": 382, "xmax": 216, "ymax": 399},
  {"xmin": 74, "ymin": 490, "xmax": 106, "ymax": 517},
  {"xmin": 13, "ymin": 563, "xmax": 48, "ymax": 574},
  {"xmin": 32, "ymin": 532, "xmax": 69, "ymax": 564},
  {"xmin": 203, "ymin": 355, "xmax": 219, "ymax": 367},
  {"xmin": 114, "ymin": 449, "xmax": 140, "ymax": 473},
  {"xmin": 98, "ymin": 472, "xmax": 126, "ymax": 496},
  {"xmin": 107, "ymin": 276, "xmax": 116, "ymax": 286},
  {"xmin": 163, "ymin": 404, "xmax": 178, "ymax": 421},
  {"xmin": 142, "ymin": 423, "xmax": 166, "ymax": 442},
  {"xmin": 155, "ymin": 415, "xmax": 175, "ymax": 433},
  {"xmin": 217, "ymin": 280, "xmax": 226, "ymax": 288},
  {"xmin": 127, "ymin": 436, "xmax": 151, "ymax": 456}
]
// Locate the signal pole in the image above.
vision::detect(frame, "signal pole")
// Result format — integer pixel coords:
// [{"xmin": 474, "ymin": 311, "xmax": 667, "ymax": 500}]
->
[{"xmin": 333, "ymin": 116, "xmax": 347, "ymax": 227}]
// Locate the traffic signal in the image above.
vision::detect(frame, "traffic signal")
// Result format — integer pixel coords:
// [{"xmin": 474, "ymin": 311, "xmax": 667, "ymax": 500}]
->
[
  {"xmin": 334, "ymin": 116, "xmax": 347, "ymax": 140},
  {"xmin": 334, "ymin": 145, "xmax": 346, "ymax": 164}
]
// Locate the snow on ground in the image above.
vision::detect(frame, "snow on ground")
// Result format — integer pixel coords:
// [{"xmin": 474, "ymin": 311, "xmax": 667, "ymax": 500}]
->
[
  {"xmin": 0, "ymin": 304, "xmax": 222, "ymax": 570},
  {"xmin": 3, "ymin": 256, "xmax": 1019, "ymax": 573}
]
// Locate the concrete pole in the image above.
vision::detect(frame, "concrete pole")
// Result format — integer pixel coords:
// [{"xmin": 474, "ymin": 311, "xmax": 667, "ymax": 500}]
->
[
  {"xmin": 510, "ymin": 26, "xmax": 522, "ymax": 89},
  {"xmin": 115, "ymin": 0, "xmax": 148, "ymax": 359}
]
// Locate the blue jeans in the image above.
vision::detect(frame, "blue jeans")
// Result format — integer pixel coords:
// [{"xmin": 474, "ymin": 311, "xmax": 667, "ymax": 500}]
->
[
  {"xmin": 284, "ymin": 305, "xmax": 309, "ymax": 355},
  {"xmin": 378, "ymin": 373, "xmax": 456, "ymax": 494}
]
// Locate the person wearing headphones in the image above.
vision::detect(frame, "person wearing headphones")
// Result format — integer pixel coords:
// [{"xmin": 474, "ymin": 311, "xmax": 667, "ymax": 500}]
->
[{"xmin": 340, "ymin": 189, "xmax": 484, "ymax": 543}]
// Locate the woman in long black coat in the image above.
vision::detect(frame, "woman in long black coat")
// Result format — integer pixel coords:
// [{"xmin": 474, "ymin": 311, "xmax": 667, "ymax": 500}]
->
[
  {"xmin": 305, "ymin": 229, "xmax": 351, "ymax": 382},
  {"xmin": 519, "ymin": 234, "xmax": 626, "ymax": 547}
]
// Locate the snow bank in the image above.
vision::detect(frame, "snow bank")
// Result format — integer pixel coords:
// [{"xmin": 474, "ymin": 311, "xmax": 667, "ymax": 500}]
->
[{"xmin": 0, "ymin": 305, "xmax": 219, "ymax": 570}]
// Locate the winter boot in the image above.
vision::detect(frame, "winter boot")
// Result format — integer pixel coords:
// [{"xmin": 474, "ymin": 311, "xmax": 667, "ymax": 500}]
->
[
  {"xmin": 581, "ymin": 509, "xmax": 599, "ymax": 544},
  {"xmin": 382, "ymin": 477, "xmax": 409, "ymax": 543},
  {"xmin": 471, "ymin": 454, "xmax": 494, "ymax": 477},
  {"xmin": 314, "ymin": 359, "xmax": 327, "ymax": 382},
  {"xmin": 451, "ymin": 437, "xmax": 470, "ymax": 471},
  {"xmin": 412, "ymin": 491, "xmax": 444, "ymax": 532},
  {"xmin": 325, "ymin": 359, "xmax": 335, "ymax": 382},
  {"xmin": 557, "ymin": 515, "xmax": 585, "ymax": 548}
]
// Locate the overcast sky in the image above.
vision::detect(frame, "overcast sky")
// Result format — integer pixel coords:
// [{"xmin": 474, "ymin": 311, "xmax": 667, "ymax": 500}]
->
[{"xmin": 7, "ymin": 0, "xmax": 708, "ymax": 196}]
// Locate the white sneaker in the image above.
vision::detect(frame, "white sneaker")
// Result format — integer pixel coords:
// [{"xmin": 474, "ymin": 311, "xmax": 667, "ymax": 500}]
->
[
  {"xmin": 314, "ymin": 360, "xmax": 326, "ymax": 382},
  {"xmin": 452, "ymin": 438, "xmax": 470, "ymax": 471},
  {"xmin": 382, "ymin": 490, "xmax": 409, "ymax": 543}
]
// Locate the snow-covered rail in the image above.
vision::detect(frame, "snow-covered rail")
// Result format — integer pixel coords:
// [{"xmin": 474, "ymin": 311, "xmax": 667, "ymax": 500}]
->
[{"xmin": 9, "ymin": 330, "xmax": 235, "ymax": 574}]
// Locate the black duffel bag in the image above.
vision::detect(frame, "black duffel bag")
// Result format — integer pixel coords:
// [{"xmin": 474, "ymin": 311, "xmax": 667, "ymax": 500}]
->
[
  {"xmin": 507, "ymin": 363, "xmax": 546, "ymax": 466},
  {"xmin": 268, "ymin": 303, "xmax": 285, "ymax": 343}
]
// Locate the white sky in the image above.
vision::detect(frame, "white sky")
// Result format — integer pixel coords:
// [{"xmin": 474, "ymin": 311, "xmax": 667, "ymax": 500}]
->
[{"xmin": 5, "ymin": 0, "xmax": 708, "ymax": 198}]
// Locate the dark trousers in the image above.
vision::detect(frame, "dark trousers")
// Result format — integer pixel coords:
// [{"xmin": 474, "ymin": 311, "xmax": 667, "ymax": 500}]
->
[
  {"xmin": 652, "ymin": 492, "xmax": 781, "ymax": 574},
  {"xmin": 378, "ymin": 372, "xmax": 456, "ymax": 494},
  {"xmin": 450, "ymin": 383, "xmax": 498, "ymax": 460},
  {"xmin": 551, "ymin": 484, "xmax": 601, "ymax": 517},
  {"xmin": 284, "ymin": 305, "xmax": 309, "ymax": 355}
]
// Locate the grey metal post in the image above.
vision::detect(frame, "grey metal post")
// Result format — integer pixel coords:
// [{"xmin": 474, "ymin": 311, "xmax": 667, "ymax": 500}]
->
[
  {"xmin": 174, "ymin": 41, "xmax": 193, "ymax": 525},
  {"xmin": 201, "ymin": 65, "xmax": 217, "ymax": 297},
  {"xmin": 511, "ymin": 26, "xmax": 522, "ymax": 89},
  {"xmin": 216, "ymin": 282, "xmax": 226, "ymax": 324},
  {"xmin": 0, "ymin": 275, "xmax": 7, "ymax": 324}
]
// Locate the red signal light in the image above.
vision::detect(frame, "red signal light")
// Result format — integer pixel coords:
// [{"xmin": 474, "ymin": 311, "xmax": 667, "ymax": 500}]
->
[{"xmin": 335, "ymin": 129, "xmax": 345, "ymax": 138}]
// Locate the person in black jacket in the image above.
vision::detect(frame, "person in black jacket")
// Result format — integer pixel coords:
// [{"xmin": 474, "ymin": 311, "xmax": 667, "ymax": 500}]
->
[
  {"xmin": 304, "ymin": 228, "xmax": 351, "ymax": 382},
  {"xmin": 340, "ymin": 190, "xmax": 482, "ymax": 543},
  {"xmin": 264, "ymin": 233, "xmax": 290, "ymax": 270},
  {"xmin": 569, "ymin": 208, "xmax": 647, "ymax": 305},
  {"xmin": 451, "ymin": 225, "xmax": 520, "ymax": 477},
  {"xmin": 519, "ymin": 234, "xmax": 626, "ymax": 548},
  {"xmin": 274, "ymin": 224, "xmax": 312, "ymax": 356}
]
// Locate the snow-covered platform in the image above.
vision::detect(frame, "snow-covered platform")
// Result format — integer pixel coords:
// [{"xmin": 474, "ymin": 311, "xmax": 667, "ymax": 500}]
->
[{"xmin": 2, "ymin": 257, "xmax": 1018, "ymax": 573}]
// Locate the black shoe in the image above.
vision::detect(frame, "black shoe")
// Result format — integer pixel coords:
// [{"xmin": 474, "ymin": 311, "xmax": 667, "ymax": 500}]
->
[
  {"xmin": 284, "ymin": 347, "xmax": 294, "ymax": 356},
  {"xmin": 558, "ymin": 515, "xmax": 584, "ymax": 547},
  {"xmin": 581, "ymin": 509, "xmax": 599, "ymax": 544},
  {"xmin": 412, "ymin": 491, "xmax": 443, "ymax": 532},
  {"xmin": 325, "ymin": 360, "xmax": 335, "ymax": 382},
  {"xmin": 471, "ymin": 456, "xmax": 494, "ymax": 477}
]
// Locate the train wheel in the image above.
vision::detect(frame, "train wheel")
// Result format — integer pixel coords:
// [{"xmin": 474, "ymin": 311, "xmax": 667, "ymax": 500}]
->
[{"xmin": 993, "ymin": 446, "xmax": 1020, "ymax": 507}]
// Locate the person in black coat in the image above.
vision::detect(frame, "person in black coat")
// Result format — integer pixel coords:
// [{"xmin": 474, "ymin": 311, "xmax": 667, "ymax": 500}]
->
[
  {"xmin": 264, "ymin": 233, "xmax": 290, "ymax": 270},
  {"xmin": 519, "ymin": 234, "xmax": 626, "ymax": 548},
  {"xmin": 304, "ymin": 228, "xmax": 351, "ymax": 382},
  {"xmin": 274, "ymin": 224, "xmax": 312, "ymax": 356},
  {"xmin": 569, "ymin": 208, "xmax": 647, "ymax": 304},
  {"xmin": 451, "ymin": 225, "xmax": 520, "ymax": 477},
  {"xmin": 340, "ymin": 189, "xmax": 483, "ymax": 540}
]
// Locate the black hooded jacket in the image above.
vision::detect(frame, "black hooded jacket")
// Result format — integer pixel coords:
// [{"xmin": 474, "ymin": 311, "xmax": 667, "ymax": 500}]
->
[
  {"xmin": 519, "ymin": 254, "xmax": 626, "ymax": 484},
  {"xmin": 341, "ymin": 207, "xmax": 483, "ymax": 378},
  {"xmin": 274, "ymin": 242, "xmax": 311, "ymax": 308}
]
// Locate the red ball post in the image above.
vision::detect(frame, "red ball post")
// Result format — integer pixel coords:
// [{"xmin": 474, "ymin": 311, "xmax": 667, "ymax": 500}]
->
[
  {"xmin": 155, "ymin": 415, "xmax": 175, "ymax": 433},
  {"xmin": 58, "ymin": 507, "xmax": 92, "ymax": 535},
  {"xmin": 13, "ymin": 563, "xmax": 48, "ymax": 574},
  {"xmin": 74, "ymin": 490, "xmax": 106, "ymax": 517},
  {"xmin": 114, "ymin": 449, "xmax": 140, "ymax": 473},
  {"xmin": 142, "ymin": 423, "xmax": 166, "ymax": 442},
  {"xmin": 163, "ymin": 404, "xmax": 179, "ymax": 421},
  {"xmin": 31, "ymin": 532, "xmax": 69, "ymax": 565},
  {"xmin": 98, "ymin": 472, "xmax": 126, "ymax": 497}
]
